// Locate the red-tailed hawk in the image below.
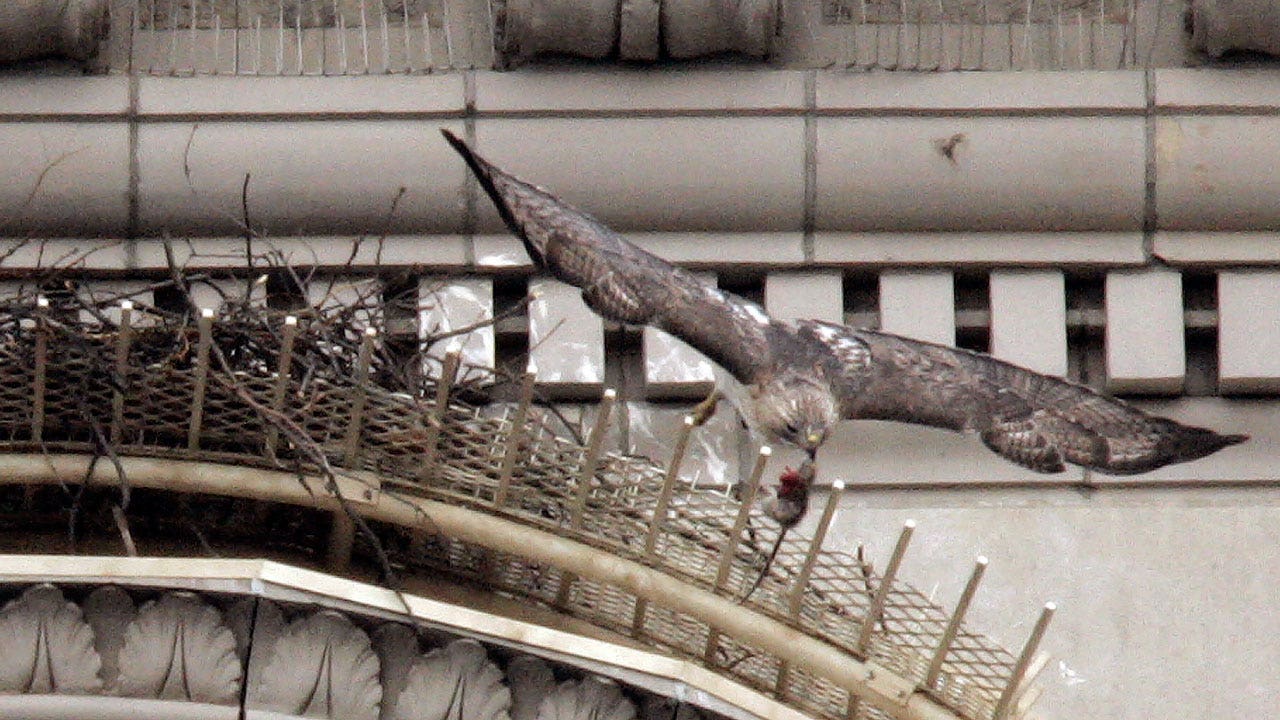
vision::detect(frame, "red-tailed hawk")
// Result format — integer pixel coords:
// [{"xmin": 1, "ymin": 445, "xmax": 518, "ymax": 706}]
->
[{"xmin": 442, "ymin": 130, "xmax": 1247, "ymax": 509}]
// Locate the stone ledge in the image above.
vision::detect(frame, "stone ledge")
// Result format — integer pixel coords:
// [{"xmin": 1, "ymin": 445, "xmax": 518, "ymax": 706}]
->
[{"xmin": 138, "ymin": 75, "xmax": 467, "ymax": 116}]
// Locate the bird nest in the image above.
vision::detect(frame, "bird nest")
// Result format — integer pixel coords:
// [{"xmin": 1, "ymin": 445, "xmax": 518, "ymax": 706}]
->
[{"xmin": 0, "ymin": 259, "xmax": 1042, "ymax": 720}]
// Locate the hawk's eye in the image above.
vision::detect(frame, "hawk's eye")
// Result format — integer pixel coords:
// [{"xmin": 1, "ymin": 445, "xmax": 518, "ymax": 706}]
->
[{"xmin": 784, "ymin": 422, "xmax": 798, "ymax": 436}]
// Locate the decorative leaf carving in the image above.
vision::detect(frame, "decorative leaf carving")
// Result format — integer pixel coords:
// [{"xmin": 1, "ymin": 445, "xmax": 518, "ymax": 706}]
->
[
  {"xmin": 392, "ymin": 639, "xmax": 511, "ymax": 720},
  {"xmin": 639, "ymin": 696, "xmax": 702, "ymax": 720},
  {"xmin": 373, "ymin": 623, "xmax": 421, "ymax": 720},
  {"xmin": 538, "ymin": 678, "xmax": 635, "ymax": 720},
  {"xmin": 82, "ymin": 585, "xmax": 135, "ymax": 690},
  {"xmin": 0, "ymin": 584, "xmax": 103, "ymax": 695},
  {"xmin": 228, "ymin": 596, "xmax": 286, "ymax": 694},
  {"xmin": 249, "ymin": 610, "xmax": 381, "ymax": 720},
  {"xmin": 116, "ymin": 591, "xmax": 241, "ymax": 704},
  {"xmin": 507, "ymin": 655, "xmax": 555, "ymax": 720}
]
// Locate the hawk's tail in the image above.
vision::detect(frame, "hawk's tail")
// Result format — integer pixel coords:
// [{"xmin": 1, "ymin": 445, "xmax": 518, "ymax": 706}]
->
[{"xmin": 440, "ymin": 129, "xmax": 532, "ymax": 254}]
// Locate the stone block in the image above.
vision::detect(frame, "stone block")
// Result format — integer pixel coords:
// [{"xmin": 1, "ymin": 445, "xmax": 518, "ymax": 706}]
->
[
  {"xmin": 765, "ymin": 270, "xmax": 843, "ymax": 324},
  {"xmin": 989, "ymin": 270, "xmax": 1067, "ymax": 377},
  {"xmin": 475, "ymin": 69, "xmax": 804, "ymax": 113},
  {"xmin": 1155, "ymin": 116, "xmax": 1280, "ymax": 231},
  {"xmin": 1218, "ymin": 270, "xmax": 1280, "ymax": 393},
  {"xmin": 419, "ymin": 277, "xmax": 495, "ymax": 385},
  {"xmin": 528, "ymin": 278, "xmax": 604, "ymax": 396},
  {"xmin": 618, "ymin": 0, "xmax": 660, "ymax": 61},
  {"xmin": 137, "ymin": 120, "xmax": 467, "ymax": 236},
  {"xmin": 138, "ymin": 75, "xmax": 465, "ymax": 115},
  {"xmin": 878, "ymin": 270, "xmax": 954, "ymax": 345},
  {"xmin": 816, "ymin": 117, "xmax": 1145, "ymax": 231},
  {"xmin": 0, "ymin": 76, "xmax": 127, "ymax": 115},
  {"xmin": 1155, "ymin": 232, "xmax": 1280, "ymax": 265},
  {"xmin": 812, "ymin": 232, "xmax": 1146, "ymax": 267},
  {"xmin": 1104, "ymin": 269, "xmax": 1185, "ymax": 394},
  {"xmin": 474, "ymin": 118, "xmax": 804, "ymax": 233},
  {"xmin": 817, "ymin": 70, "xmax": 1143, "ymax": 112},
  {"xmin": 0, "ymin": 123, "xmax": 129, "ymax": 236}
]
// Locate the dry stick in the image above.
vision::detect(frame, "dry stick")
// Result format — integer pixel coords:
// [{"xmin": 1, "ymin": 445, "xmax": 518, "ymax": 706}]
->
[
  {"xmin": 631, "ymin": 414, "xmax": 695, "ymax": 638},
  {"xmin": 856, "ymin": 519, "xmax": 917, "ymax": 655},
  {"xmin": 926, "ymin": 555, "xmax": 989, "ymax": 690}
]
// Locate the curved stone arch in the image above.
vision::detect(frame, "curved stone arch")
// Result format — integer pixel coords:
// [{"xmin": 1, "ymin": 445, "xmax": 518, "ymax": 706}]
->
[
  {"xmin": 0, "ymin": 452, "xmax": 1034, "ymax": 720},
  {"xmin": 0, "ymin": 305, "xmax": 1049, "ymax": 720}
]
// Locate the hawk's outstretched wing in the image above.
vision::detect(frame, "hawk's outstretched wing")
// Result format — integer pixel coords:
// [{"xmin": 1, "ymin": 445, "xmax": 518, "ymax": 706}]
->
[
  {"xmin": 443, "ymin": 129, "xmax": 780, "ymax": 384},
  {"xmin": 800, "ymin": 322, "xmax": 1248, "ymax": 475}
]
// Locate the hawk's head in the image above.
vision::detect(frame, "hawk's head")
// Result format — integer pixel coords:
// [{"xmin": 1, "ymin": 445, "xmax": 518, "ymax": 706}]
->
[{"xmin": 752, "ymin": 369, "xmax": 839, "ymax": 459}]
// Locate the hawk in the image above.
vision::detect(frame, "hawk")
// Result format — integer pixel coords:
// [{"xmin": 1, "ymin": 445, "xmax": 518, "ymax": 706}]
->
[{"xmin": 442, "ymin": 130, "xmax": 1246, "ymax": 507}]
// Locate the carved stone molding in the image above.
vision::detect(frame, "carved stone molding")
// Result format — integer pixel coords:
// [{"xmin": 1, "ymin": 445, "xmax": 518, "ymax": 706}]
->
[{"xmin": 0, "ymin": 582, "xmax": 706, "ymax": 720}]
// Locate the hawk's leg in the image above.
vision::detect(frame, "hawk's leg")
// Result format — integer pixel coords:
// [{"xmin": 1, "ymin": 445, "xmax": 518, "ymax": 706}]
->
[{"xmin": 690, "ymin": 387, "xmax": 724, "ymax": 427}]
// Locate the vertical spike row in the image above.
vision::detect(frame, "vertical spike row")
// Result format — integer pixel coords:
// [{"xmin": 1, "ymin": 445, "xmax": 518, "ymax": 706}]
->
[
  {"xmin": 188, "ymin": 308, "xmax": 214, "ymax": 451},
  {"xmin": 633, "ymin": 414, "xmax": 697, "ymax": 637},
  {"xmin": 992, "ymin": 603, "xmax": 1056, "ymax": 720},
  {"xmin": 927, "ymin": 555, "xmax": 989, "ymax": 689},
  {"xmin": 569, "ymin": 388, "xmax": 617, "ymax": 530},
  {"xmin": 857, "ymin": 519, "xmax": 916, "ymax": 654},
  {"xmin": 555, "ymin": 387, "xmax": 617, "ymax": 608},
  {"xmin": 494, "ymin": 364, "xmax": 537, "ymax": 508},
  {"xmin": 776, "ymin": 480, "xmax": 846, "ymax": 695},
  {"xmin": 418, "ymin": 344, "xmax": 462, "ymax": 482},
  {"xmin": 716, "ymin": 446, "xmax": 769, "ymax": 589},
  {"xmin": 342, "ymin": 327, "xmax": 378, "ymax": 464},
  {"xmin": 31, "ymin": 297, "xmax": 48, "ymax": 443},
  {"xmin": 787, "ymin": 479, "xmax": 846, "ymax": 617},
  {"xmin": 264, "ymin": 315, "xmax": 298, "ymax": 457},
  {"xmin": 705, "ymin": 446, "xmax": 769, "ymax": 664},
  {"xmin": 110, "ymin": 300, "xmax": 134, "ymax": 444}
]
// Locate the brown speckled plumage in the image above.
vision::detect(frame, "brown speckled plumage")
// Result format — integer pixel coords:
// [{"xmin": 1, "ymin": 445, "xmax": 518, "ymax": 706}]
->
[{"xmin": 443, "ymin": 129, "xmax": 1248, "ymax": 479}]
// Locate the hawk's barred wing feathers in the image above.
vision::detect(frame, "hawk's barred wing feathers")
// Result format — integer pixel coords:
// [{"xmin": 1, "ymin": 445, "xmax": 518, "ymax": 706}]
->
[{"xmin": 443, "ymin": 129, "xmax": 1247, "ymax": 476}]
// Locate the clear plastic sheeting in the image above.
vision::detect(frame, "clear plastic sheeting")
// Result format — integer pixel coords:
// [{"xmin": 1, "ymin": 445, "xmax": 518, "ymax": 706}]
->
[
  {"xmin": 420, "ymin": 278, "xmax": 496, "ymax": 385},
  {"xmin": 627, "ymin": 402, "xmax": 739, "ymax": 494}
]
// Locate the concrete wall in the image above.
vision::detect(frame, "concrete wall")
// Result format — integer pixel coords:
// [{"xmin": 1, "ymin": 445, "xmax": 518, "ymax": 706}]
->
[{"xmin": 2, "ymin": 67, "xmax": 1280, "ymax": 719}]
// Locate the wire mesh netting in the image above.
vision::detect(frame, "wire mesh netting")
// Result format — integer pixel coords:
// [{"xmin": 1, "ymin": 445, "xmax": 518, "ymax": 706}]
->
[{"xmin": 0, "ymin": 272, "xmax": 1040, "ymax": 720}]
